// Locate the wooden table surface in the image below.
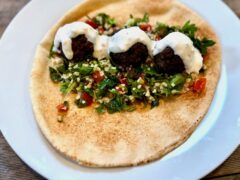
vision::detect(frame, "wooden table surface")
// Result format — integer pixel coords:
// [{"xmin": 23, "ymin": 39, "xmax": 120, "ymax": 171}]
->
[{"xmin": 0, "ymin": 0, "xmax": 239, "ymax": 179}]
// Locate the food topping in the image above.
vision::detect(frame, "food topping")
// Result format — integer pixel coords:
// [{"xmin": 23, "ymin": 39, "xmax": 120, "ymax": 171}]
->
[
  {"xmin": 92, "ymin": 13, "xmax": 117, "ymax": 31},
  {"xmin": 92, "ymin": 70, "xmax": 105, "ymax": 83},
  {"xmin": 110, "ymin": 42, "xmax": 148, "ymax": 67},
  {"xmin": 53, "ymin": 22, "xmax": 98, "ymax": 60},
  {"xmin": 153, "ymin": 32, "xmax": 203, "ymax": 74},
  {"xmin": 108, "ymin": 27, "xmax": 153, "ymax": 56},
  {"xmin": 154, "ymin": 46, "xmax": 185, "ymax": 75},
  {"xmin": 49, "ymin": 13, "xmax": 215, "ymax": 114},
  {"xmin": 193, "ymin": 77, "xmax": 207, "ymax": 93},
  {"xmin": 153, "ymin": 21, "xmax": 215, "ymax": 55},
  {"xmin": 93, "ymin": 35, "xmax": 109, "ymax": 60},
  {"xmin": 139, "ymin": 24, "xmax": 152, "ymax": 32},
  {"xmin": 125, "ymin": 13, "xmax": 149, "ymax": 27},
  {"xmin": 75, "ymin": 92, "xmax": 93, "ymax": 107},
  {"xmin": 85, "ymin": 19, "xmax": 98, "ymax": 29},
  {"xmin": 57, "ymin": 101, "xmax": 69, "ymax": 113},
  {"xmin": 60, "ymin": 35, "xmax": 94, "ymax": 62}
]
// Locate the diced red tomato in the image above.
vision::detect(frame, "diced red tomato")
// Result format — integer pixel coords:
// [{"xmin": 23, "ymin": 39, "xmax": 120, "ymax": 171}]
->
[
  {"xmin": 139, "ymin": 24, "xmax": 152, "ymax": 32},
  {"xmin": 85, "ymin": 20, "xmax": 98, "ymax": 29},
  {"xmin": 155, "ymin": 35, "xmax": 161, "ymax": 41},
  {"xmin": 115, "ymin": 86, "xmax": 126, "ymax": 94},
  {"xmin": 119, "ymin": 77, "xmax": 128, "ymax": 85},
  {"xmin": 193, "ymin": 78, "xmax": 207, "ymax": 93},
  {"xmin": 139, "ymin": 73, "xmax": 145, "ymax": 79},
  {"xmin": 92, "ymin": 71, "xmax": 104, "ymax": 83},
  {"xmin": 98, "ymin": 26, "xmax": 105, "ymax": 34},
  {"xmin": 56, "ymin": 103, "xmax": 68, "ymax": 113},
  {"xmin": 81, "ymin": 92, "xmax": 93, "ymax": 106}
]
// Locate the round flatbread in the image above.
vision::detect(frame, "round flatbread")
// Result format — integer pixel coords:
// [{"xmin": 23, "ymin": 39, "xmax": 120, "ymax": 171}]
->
[{"xmin": 31, "ymin": 0, "xmax": 221, "ymax": 167}]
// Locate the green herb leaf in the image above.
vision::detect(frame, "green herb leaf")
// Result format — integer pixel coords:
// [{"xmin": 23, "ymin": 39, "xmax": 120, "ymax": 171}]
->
[
  {"xmin": 179, "ymin": 20, "xmax": 198, "ymax": 38},
  {"xmin": 96, "ymin": 77, "xmax": 118, "ymax": 98},
  {"xmin": 49, "ymin": 67, "xmax": 61, "ymax": 82},
  {"xmin": 66, "ymin": 82, "xmax": 77, "ymax": 94},
  {"xmin": 142, "ymin": 65, "xmax": 161, "ymax": 77},
  {"xmin": 48, "ymin": 42, "xmax": 56, "ymax": 59},
  {"xmin": 95, "ymin": 96, "xmax": 135, "ymax": 114},
  {"xmin": 130, "ymin": 83, "xmax": 145, "ymax": 99},
  {"xmin": 154, "ymin": 20, "xmax": 216, "ymax": 55},
  {"xmin": 83, "ymin": 87, "xmax": 94, "ymax": 97},
  {"xmin": 151, "ymin": 97, "xmax": 160, "ymax": 108},
  {"xmin": 95, "ymin": 103, "xmax": 106, "ymax": 114},
  {"xmin": 78, "ymin": 66, "xmax": 93, "ymax": 75},
  {"xmin": 154, "ymin": 22, "xmax": 177, "ymax": 37},
  {"xmin": 57, "ymin": 65, "xmax": 67, "ymax": 74},
  {"xmin": 105, "ymin": 95, "xmax": 124, "ymax": 113},
  {"xmin": 60, "ymin": 82, "xmax": 76, "ymax": 95},
  {"xmin": 63, "ymin": 101, "xmax": 69, "ymax": 108},
  {"xmin": 170, "ymin": 74, "xmax": 186, "ymax": 87},
  {"xmin": 193, "ymin": 38, "xmax": 216, "ymax": 55},
  {"xmin": 125, "ymin": 13, "xmax": 149, "ymax": 27},
  {"xmin": 60, "ymin": 82, "xmax": 69, "ymax": 94},
  {"xmin": 142, "ymin": 13, "xmax": 149, "ymax": 23},
  {"xmin": 93, "ymin": 13, "xmax": 117, "ymax": 29},
  {"xmin": 75, "ymin": 99, "xmax": 88, "ymax": 108},
  {"xmin": 123, "ymin": 104, "xmax": 136, "ymax": 112}
]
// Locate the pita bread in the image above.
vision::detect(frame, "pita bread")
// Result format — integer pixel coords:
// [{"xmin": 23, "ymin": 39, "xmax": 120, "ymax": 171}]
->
[{"xmin": 30, "ymin": 0, "xmax": 221, "ymax": 167}]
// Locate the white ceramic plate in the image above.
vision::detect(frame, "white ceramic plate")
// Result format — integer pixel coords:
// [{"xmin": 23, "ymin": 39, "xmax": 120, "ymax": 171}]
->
[{"xmin": 0, "ymin": 0, "xmax": 240, "ymax": 179}]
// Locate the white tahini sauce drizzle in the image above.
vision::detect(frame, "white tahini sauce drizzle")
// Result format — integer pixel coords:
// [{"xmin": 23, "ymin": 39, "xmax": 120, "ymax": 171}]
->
[
  {"xmin": 53, "ymin": 23, "xmax": 203, "ymax": 74},
  {"xmin": 153, "ymin": 32, "xmax": 203, "ymax": 74},
  {"xmin": 93, "ymin": 35, "xmax": 109, "ymax": 60},
  {"xmin": 108, "ymin": 27, "xmax": 153, "ymax": 56},
  {"xmin": 53, "ymin": 22, "xmax": 98, "ymax": 60}
]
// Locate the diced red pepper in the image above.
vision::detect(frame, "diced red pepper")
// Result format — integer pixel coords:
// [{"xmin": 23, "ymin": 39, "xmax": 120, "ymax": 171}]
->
[
  {"xmin": 85, "ymin": 20, "xmax": 98, "ymax": 29},
  {"xmin": 119, "ymin": 77, "xmax": 128, "ymax": 85},
  {"xmin": 56, "ymin": 103, "xmax": 68, "ymax": 113},
  {"xmin": 92, "ymin": 71, "xmax": 104, "ymax": 83},
  {"xmin": 81, "ymin": 92, "xmax": 93, "ymax": 106},
  {"xmin": 155, "ymin": 35, "xmax": 161, "ymax": 41},
  {"xmin": 193, "ymin": 78, "xmax": 207, "ymax": 93},
  {"xmin": 98, "ymin": 26, "xmax": 105, "ymax": 34},
  {"xmin": 139, "ymin": 24, "xmax": 152, "ymax": 32},
  {"xmin": 139, "ymin": 73, "xmax": 145, "ymax": 79},
  {"xmin": 115, "ymin": 86, "xmax": 126, "ymax": 94}
]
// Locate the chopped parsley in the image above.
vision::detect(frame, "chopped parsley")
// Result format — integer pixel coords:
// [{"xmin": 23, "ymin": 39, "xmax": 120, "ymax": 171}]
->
[
  {"xmin": 48, "ymin": 42, "xmax": 56, "ymax": 59},
  {"xmin": 154, "ymin": 20, "xmax": 215, "ymax": 55},
  {"xmin": 92, "ymin": 13, "xmax": 117, "ymax": 29},
  {"xmin": 125, "ymin": 13, "xmax": 149, "ymax": 27},
  {"xmin": 49, "ymin": 67, "xmax": 61, "ymax": 82}
]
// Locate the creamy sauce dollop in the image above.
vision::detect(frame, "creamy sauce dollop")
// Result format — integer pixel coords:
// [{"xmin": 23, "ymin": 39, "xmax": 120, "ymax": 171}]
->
[
  {"xmin": 93, "ymin": 35, "xmax": 109, "ymax": 60},
  {"xmin": 108, "ymin": 27, "xmax": 153, "ymax": 56},
  {"xmin": 53, "ymin": 23, "xmax": 203, "ymax": 74},
  {"xmin": 153, "ymin": 32, "xmax": 203, "ymax": 74},
  {"xmin": 53, "ymin": 22, "xmax": 98, "ymax": 60}
]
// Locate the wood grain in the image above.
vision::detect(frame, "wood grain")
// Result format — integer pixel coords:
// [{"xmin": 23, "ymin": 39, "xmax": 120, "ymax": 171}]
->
[
  {"xmin": 0, "ymin": 0, "xmax": 29, "ymax": 35},
  {"xmin": 224, "ymin": 0, "xmax": 240, "ymax": 17},
  {"xmin": 206, "ymin": 148, "xmax": 240, "ymax": 179},
  {"xmin": 0, "ymin": 0, "xmax": 239, "ymax": 179},
  {"xmin": 0, "ymin": 132, "xmax": 44, "ymax": 180}
]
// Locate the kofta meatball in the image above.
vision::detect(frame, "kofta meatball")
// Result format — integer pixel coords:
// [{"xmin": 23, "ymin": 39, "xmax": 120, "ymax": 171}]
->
[
  {"xmin": 153, "ymin": 47, "xmax": 185, "ymax": 75},
  {"xmin": 60, "ymin": 35, "xmax": 94, "ymax": 62},
  {"xmin": 110, "ymin": 43, "xmax": 148, "ymax": 67}
]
